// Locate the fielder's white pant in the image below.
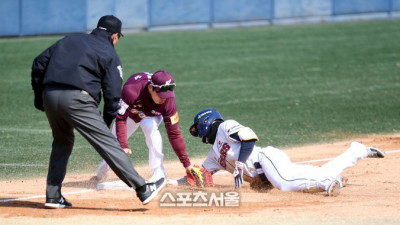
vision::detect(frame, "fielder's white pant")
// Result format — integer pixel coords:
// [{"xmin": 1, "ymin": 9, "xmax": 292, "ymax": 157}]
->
[
  {"xmin": 257, "ymin": 142, "xmax": 368, "ymax": 192},
  {"xmin": 111, "ymin": 116, "xmax": 164, "ymax": 170},
  {"xmin": 97, "ymin": 116, "xmax": 164, "ymax": 179}
]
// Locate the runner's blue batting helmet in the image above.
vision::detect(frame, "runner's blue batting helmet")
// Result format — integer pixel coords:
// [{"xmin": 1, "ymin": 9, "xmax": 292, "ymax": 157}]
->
[{"xmin": 190, "ymin": 108, "xmax": 223, "ymax": 138}]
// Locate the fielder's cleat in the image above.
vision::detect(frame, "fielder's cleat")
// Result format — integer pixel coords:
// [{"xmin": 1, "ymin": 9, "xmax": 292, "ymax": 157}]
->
[
  {"xmin": 147, "ymin": 166, "xmax": 167, "ymax": 183},
  {"xmin": 136, "ymin": 177, "xmax": 166, "ymax": 205},
  {"xmin": 327, "ymin": 179, "xmax": 341, "ymax": 197},
  {"xmin": 44, "ymin": 196, "xmax": 72, "ymax": 209},
  {"xmin": 340, "ymin": 176, "xmax": 348, "ymax": 188},
  {"xmin": 367, "ymin": 147, "xmax": 385, "ymax": 158},
  {"xmin": 96, "ymin": 160, "xmax": 110, "ymax": 181}
]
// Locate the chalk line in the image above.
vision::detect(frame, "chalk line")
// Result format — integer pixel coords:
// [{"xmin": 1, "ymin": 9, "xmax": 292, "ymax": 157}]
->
[{"xmin": 0, "ymin": 189, "xmax": 93, "ymax": 203}]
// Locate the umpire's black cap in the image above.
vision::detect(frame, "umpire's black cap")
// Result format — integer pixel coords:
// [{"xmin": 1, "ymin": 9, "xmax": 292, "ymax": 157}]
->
[{"xmin": 97, "ymin": 15, "xmax": 124, "ymax": 37}]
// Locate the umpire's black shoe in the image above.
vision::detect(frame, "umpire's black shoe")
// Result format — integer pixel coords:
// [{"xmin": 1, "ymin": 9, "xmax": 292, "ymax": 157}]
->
[
  {"xmin": 136, "ymin": 177, "xmax": 166, "ymax": 205},
  {"xmin": 44, "ymin": 196, "xmax": 72, "ymax": 209}
]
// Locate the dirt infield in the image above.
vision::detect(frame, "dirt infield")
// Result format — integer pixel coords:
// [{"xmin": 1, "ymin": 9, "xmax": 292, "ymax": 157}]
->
[{"xmin": 1, "ymin": 134, "xmax": 400, "ymax": 225}]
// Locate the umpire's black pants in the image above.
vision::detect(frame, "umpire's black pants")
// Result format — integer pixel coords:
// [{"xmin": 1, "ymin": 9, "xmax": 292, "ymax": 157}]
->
[{"xmin": 43, "ymin": 86, "xmax": 146, "ymax": 200}]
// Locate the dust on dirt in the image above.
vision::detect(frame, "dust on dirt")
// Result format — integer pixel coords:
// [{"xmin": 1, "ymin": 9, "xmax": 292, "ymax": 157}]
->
[{"xmin": 1, "ymin": 134, "xmax": 400, "ymax": 225}]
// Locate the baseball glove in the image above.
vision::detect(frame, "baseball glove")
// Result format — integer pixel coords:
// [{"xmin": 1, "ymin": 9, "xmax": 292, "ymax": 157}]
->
[{"xmin": 186, "ymin": 165, "xmax": 214, "ymax": 187}]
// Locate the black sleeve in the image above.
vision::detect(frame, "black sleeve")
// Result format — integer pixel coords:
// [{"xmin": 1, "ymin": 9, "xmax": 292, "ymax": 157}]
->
[
  {"xmin": 101, "ymin": 54, "xmax": 123, "ymax": 127},
  {"xmin": 31, "ymin": 43, "xmax": 57, "ymax": 111},
  {"xmin": 230, "ymin": 133, "xmax": 256, "ymax": 163}
]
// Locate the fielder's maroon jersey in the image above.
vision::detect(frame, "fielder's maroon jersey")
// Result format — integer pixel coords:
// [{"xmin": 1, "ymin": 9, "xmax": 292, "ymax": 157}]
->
[{"xmin": 115, "ymin": 72, "xmax": 191, "ymax": 167}]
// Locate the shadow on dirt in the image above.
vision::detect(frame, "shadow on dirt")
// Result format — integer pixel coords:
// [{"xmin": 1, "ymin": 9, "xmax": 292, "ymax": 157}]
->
[{"xmin": 0, "ymin": 200, "xmax": 149, "ymax": 213}]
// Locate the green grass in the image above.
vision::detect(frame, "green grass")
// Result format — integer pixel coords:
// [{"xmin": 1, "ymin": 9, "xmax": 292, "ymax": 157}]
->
[{"xmin": 0, "ymin": 20, "xmax": 399, "ymax": 179}]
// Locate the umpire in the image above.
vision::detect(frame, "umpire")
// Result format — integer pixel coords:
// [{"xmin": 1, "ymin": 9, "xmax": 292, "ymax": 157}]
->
[{"xmin": 31, "ymin": 15, "xmax": 165, "ymax": 209}]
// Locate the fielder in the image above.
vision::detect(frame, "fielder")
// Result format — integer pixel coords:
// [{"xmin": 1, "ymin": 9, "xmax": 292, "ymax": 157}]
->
[
  {"xmin": 182, "ymin": 108, "xmax": 384, "ymax": 196},
  {"xmin": 97, "ymin": 70, "xmax": 202, "ymax": 183}
]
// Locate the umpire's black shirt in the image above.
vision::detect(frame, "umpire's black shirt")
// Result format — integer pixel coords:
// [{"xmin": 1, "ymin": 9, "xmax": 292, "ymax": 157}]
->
[{"xmin": 31, "ymin": 28, "xmax": 123, "ymax": 126}]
